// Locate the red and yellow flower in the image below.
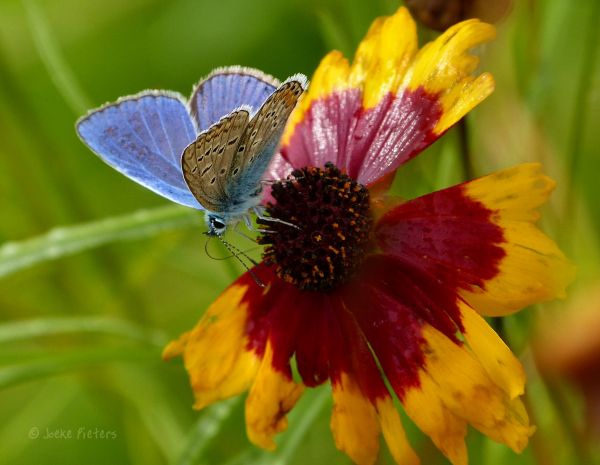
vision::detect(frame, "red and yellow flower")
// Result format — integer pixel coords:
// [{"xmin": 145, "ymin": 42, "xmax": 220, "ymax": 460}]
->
[{"xmin": 164, "ymin": 7, "xmax": 574, "ymax": 465}]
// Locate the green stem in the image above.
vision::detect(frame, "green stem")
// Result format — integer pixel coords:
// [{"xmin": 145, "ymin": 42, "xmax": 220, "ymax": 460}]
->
[
  {"xmin": 457, "ymin": 118, "xmax": 474, "ymax": 181},
  {"xmin": 523, "ymin": 388, "xmax": 555, "ymax": 465},
  {"xmin": 544, "ymin": 377, "xmax": 591, "ymax": 464},
  {"xmin": 490, "ymin": 317, "xmax": 506, "ymax": 345}
]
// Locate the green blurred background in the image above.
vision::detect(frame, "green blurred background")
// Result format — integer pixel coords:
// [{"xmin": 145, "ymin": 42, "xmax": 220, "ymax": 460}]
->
[{"xmin": 0, "ymin": 0, "xmax": 599, "ymax": 464}]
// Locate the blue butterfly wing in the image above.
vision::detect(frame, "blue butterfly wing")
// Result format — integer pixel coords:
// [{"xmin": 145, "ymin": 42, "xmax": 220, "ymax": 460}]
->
[
  {"xmin": 190, "ymin": 66, "xmax": 279, "ymax": 132},
  {"xmin": 225, "ymin": 76, "xmax": 307, "ymax": 211},
  {"xmin": 76, "ymin": 92, "xmax": 202, "ymax": 209}
]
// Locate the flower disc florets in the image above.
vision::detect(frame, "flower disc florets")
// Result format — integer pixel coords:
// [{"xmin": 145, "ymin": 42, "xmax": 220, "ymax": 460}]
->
[{"xmin": 258, "ymin": 162, "xmax": 372, "ymax": 291}]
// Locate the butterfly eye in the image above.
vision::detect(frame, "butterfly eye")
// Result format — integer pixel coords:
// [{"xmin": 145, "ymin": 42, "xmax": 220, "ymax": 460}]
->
[{"xmin": 210, "ymin": 217, "xmax": 226, "ymax": 231}]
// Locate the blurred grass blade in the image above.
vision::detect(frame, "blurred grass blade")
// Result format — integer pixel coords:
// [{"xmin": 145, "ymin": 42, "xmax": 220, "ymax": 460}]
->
[
  {"xmin": 0, "ymin": 316, "xmax": 167, "ymax": 347},
  {"xmin": 175, "ymin": 398, "xmax": 241, "ymax": 465},
  {"xmin": 0, "ymin": 205, "xmax": 199, "ymax": 279},
  {"xmin": 0, "ymin": 347, "xmax": 158, "ymax": 390},
  {"xmin": 112, "ymin": 367, "xmax": 188, "ymax": 463},
  {"xmin": 221, "ymin": 449, "xmax": 260, "ymax": 465},
  {"xmin": 23, "ymin": 0, "xmax": 92, "ymax": 114},
  {"xmin": 315, "ymin": 8, "xmax": 353, "ymax": 57},
  {"xmin": 563, "ymin": 0, "xmax": 600, "ymax": 217},
  {"xmin": 0, "ymin": 381, "xmax": 79, "ymax": 463}
]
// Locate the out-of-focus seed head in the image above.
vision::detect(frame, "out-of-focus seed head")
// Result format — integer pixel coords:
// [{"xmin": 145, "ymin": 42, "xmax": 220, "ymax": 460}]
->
[{"xmin": 405, "ymin": 0, "xmax": 512, "ymax": 31}]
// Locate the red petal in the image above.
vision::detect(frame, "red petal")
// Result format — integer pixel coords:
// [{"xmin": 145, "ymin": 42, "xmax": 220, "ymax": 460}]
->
[
  {"xmin": 281, "ymin": 87, "xmax": 442, "ymax": 186},
  {"xmin": 375, "ymin": 181, "xmax": 505, "ymax": 298},
  {"xmin": 245, "ymin": 268, "xmax": 389, "ymax": 399},
  {"xmin": 343, "ymin": 254, "xmax": 463, "ymax": 398}
]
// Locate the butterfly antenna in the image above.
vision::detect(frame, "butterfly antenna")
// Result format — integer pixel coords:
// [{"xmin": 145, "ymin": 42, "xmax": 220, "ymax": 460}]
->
[
  {"xmin": 205, "ymin": 234, "xmax": 262, "ymax": 259},
  {"xmin": 216, "ymin": 235, "xmax": 265, "ymax": 288},
  {"xmin": 220, "ymin": 236, "xmax": 260, "ymax": 266},
  {"xmin": 204, "ymin": 235, "xmax": 220, "ymax": 260},
  {"xmin": 205, "ymin": 234, "xmax": 236, "ymax": 260}
]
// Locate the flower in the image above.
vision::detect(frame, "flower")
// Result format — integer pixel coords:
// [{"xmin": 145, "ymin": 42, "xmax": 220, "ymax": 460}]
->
[{"xmin": 164, "ymin": 7, "xmax": 574, "ymax": 465}]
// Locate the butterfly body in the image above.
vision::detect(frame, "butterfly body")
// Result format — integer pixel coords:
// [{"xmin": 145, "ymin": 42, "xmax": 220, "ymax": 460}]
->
[
  {"xmin": 181, "ymin": 78, "xmax": 305, "ymax": 235},
  {"xmin": 76, "ymin": 67, "xmax": 307, "ymax": 237}
]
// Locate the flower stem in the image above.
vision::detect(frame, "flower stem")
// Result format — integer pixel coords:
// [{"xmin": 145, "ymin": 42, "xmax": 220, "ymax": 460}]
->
[
  {"xmin": 457, "ymin": 118, "xmax": 474, "ymax": 180},
  {"xmin": 523, "ymin": 389, "xmax": 555, "ymax": 465},
  {"xmin": 544, "ymin": 377, "xmax": 592, "ymax": 464}
]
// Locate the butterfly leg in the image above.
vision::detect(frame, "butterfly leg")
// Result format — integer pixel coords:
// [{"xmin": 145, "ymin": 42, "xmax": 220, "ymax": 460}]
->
[
  {"xmin": 260, "ymin": 172, "xmax": 306, "ymax": 185},
  {"xmin": 252, "ymin": 206, "xmax": 300, "ymax": 230},
  {"xmin": 233, "ymin": 221, "xmax": 259, "ymax": 243},
  {"xmin": 243, "ymin": 213, "xmax": 274, "ymax": 234}
]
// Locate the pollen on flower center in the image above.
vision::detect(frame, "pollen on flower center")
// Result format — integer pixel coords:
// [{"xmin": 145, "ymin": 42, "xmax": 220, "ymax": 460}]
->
[{"xmin": 258, "ymin": 162, "xmax": 372, "ymax": 291}]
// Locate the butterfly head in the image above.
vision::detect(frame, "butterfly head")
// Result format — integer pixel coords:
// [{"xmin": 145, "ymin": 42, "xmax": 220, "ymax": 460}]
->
[{"xmin": 206, "ymin": 213, "xmax": 228, "ymax": 237}]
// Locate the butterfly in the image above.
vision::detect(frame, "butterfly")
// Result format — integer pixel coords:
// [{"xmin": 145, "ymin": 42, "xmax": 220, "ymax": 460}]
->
[{"xmin": 76, "ymin": 66, "xmax": 307, "ymax": 236}]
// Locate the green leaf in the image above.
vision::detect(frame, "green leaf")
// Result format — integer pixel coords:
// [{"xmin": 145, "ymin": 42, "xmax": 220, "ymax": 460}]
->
[{"xmin": 0, "ymin": 205, "xmax": 200, "ymax": 279}]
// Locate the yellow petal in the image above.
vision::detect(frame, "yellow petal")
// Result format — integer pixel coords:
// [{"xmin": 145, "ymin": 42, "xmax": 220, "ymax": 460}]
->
[
  {"xmin": 330, "ymin": 374, "xmax": 381, "ymax": 465},
  {"xmin": 422, "ymin": 325, "xmax": 535, "ymax": 452},
  {"xmin": 245, "ymin": 342, "xmax": 304, "ymax": 450},
  {"xmin": 376, "ymin": 397, "xmax": 420, "ymax": 465},
  {"xmin": 461, "ymin": 301, "xmax": 525, "ymax": 399},
  {"xmin": 163, "ymin": 282, "xmax": 261, "ymax": 410},
  {"xmin": 461, "ymin": 163, "xmax": 575, "ymax": 316},
  {"xmin": 405, "ymin": 19, "xmax": 496, "ymax": 134},
  {"xmin": 403, "ymin": 375, "xmax": 468, "ymax": 465},
  {"xmin": 349, "ymin": 7, "xmax": 417, "ymax": 108}
]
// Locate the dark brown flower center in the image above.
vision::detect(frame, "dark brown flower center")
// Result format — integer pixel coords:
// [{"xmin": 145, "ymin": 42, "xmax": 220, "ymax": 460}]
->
[{"xmin": 258, "ymin": 162, "xmax": 372, "ymax": 291}]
